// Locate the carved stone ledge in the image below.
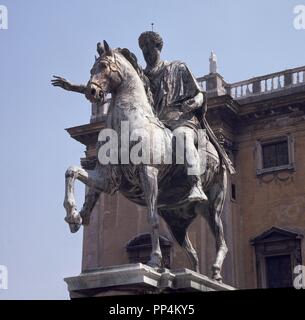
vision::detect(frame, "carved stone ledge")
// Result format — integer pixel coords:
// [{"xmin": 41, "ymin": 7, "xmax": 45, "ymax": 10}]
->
[{"xmin": 64, "ymin": 263, "xmax": 236, "ymax": 298}]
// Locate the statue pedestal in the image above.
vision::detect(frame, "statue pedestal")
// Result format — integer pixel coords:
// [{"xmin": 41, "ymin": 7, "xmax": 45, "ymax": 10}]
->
[{"xmin": 64, "ymin": 263, "xmax": 235, "ymax": 298}]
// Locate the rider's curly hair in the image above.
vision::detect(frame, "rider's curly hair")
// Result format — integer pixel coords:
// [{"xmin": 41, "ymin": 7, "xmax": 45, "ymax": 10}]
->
[{"xmin": 138, "ymin": 31, "xmax": 163, "ymax": 51}]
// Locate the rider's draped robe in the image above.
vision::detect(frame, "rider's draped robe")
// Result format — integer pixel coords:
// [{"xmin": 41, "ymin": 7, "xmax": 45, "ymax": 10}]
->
[{"xmin": 144, "ymin": 60, "xmax": 235, "ymax": 175}]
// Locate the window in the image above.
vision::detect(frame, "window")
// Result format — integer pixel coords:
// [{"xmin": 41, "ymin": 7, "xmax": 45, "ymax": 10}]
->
[
  {"xmin": 256, "ymin": 135, "xmax": 295, "ymax": 175},
  {"xmin": 265, "ymin": 255, "xmax": 292, "ymax": 288},
  {"xmin": 251, "ymin": 227, "xmax": 303, "ymax": 288},
  {"xmin": 262, "ymin": 140, "xmax": 289, "ymax": 169}
]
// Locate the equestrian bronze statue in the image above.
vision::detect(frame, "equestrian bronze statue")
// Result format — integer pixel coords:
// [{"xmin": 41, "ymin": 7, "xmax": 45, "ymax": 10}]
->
[{"xmin": 52, "ymin": 33, "xmax": 235, "ymax": 281}]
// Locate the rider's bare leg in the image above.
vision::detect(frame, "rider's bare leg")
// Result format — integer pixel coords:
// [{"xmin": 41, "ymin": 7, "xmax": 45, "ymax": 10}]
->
[{"xmin": 174, "ymin": 126, "xmax": 207, "ymax": 202}]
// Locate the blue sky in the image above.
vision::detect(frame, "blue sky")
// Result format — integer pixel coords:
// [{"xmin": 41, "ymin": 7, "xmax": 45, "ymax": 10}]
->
[{"xmin": 0, "ymin": 0, "xmax": 304, "ymax": 299}]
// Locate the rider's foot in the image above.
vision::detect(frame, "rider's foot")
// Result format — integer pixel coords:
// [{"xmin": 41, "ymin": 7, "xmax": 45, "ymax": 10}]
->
[{"xmin": 188, "ymin": 183, "xmax": 208, "ymax": 203}]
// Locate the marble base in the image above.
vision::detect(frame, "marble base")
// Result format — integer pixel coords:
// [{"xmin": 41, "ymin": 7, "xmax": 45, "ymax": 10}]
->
[{"xmin": 64, "ymin": 263, "xmax": 235, "ymax": 298}]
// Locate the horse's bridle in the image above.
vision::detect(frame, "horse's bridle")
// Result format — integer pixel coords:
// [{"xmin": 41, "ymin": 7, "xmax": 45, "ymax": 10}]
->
[
  {"xmin": 89, "ymin": 80, "xmax": 104, "ymax": 91},
  {"xmin": 88, "ymin": 53, "xmax": 123, "ymax": 96}
]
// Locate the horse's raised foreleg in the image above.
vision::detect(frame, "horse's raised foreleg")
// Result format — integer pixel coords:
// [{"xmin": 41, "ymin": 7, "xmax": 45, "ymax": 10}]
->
[
  {"xmin": 182, "ymin": 231, "xmax": 200, "ymax": 273},
  {"xmin": 64, "ymin": 165, "xmax": 103, "ymax": 233},
  {"xmin": 139, "ymin": 165, "xmax": 162, "ymax": 268},
  {"xmin": 206, "ymin": 164, "xmax": 228, "ymax": 282}
]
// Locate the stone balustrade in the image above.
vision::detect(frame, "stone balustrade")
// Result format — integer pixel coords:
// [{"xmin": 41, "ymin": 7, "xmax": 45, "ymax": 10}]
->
[
  {"xmin": 227, "ymin": 66, "xmax": 305, "ymax": 99},
  {"xmin": 198, "ymin": 78, "xmax": 207, "ymax": 92}
]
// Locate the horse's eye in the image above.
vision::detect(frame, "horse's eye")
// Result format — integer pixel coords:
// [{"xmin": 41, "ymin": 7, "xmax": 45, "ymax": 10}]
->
[{"xmin": 100, "ymin": 62, "xmax": 107, "ymax": 70}]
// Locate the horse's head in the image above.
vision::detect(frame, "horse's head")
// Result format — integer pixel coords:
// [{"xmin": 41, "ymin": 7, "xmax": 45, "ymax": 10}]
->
[{"xmin": 85, "ymin": 40, "xmax": 123, "ymax": 103}]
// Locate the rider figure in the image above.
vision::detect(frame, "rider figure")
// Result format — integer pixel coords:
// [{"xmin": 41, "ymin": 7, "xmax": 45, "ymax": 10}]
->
[{"xmin": 138, "ymin": 31, "xmax": 208, "ymax": 202}]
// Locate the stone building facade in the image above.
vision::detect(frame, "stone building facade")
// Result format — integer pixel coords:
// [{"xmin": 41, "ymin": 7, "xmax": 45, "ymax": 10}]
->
[{"xmin": 67, "ymin": 55, "xmax": 305, "ymax": 289}]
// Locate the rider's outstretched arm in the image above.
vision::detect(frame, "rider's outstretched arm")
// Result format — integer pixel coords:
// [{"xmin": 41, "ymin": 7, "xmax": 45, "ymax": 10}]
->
[
  {"xmin": 51, "ymin": 76, "xmax": 87, "ymax": 94},
  {"xmin": 68, "ymin": 84, "xmax": 87, "ymax": 94}
]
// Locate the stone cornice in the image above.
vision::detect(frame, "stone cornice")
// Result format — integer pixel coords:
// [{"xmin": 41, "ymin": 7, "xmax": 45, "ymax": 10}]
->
[{"xmin": 66, "ymin": 121, "xmax": 106, "ymax": 146}]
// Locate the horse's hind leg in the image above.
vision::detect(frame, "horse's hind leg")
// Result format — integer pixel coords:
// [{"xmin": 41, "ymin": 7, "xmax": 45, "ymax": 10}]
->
[
  {"xmin": 139, "ymin": 165, "xmax": 162, "ymax": 268},
  {"xmin": 207, "ymin": 165, "xmax": 228, "ymax": 282},
  {"xmin": 182, "ymin": 231, "xmax": 199, "ymax": 273}
]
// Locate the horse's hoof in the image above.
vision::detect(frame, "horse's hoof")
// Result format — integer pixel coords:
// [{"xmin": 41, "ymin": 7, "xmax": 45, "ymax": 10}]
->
[
  {"xmin": 212, "ymin": 265, "xmax": 222, "ymax": 282},
  {"xmin": 212, "ymin": 271, "xmax": 223, "ymax": 282},
  {"xmin": 69, "ymin": 223, "xmax": 81, "ymax": 233},
  {"xmin": 65, "ymin": 211, "xmax": 83, "ymax": 226}
]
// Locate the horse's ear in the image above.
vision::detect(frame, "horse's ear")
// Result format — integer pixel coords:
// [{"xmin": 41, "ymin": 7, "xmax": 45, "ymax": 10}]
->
[
  {"xmin": 97, "ymin": 42, "xmax": 104, "ymax": 56},
  {"xmin": 103, "ymin": 40, "xmax": 112, "ymax": 56}
]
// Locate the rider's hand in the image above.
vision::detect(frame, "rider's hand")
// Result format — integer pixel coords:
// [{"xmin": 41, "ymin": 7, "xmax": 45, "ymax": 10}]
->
[
  {"xmin": 51, "ymin": 76, "xmax": 73, "ymax": 91},
  {"xmin": 182, "ymin": 99, "xmax": 196, "ymax": 113},
  {"xmin": 182, "ymin": 92, "xmax": 205, "ymax": 114}
]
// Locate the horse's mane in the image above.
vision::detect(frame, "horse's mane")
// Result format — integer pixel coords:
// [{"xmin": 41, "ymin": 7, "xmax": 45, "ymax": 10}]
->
[{"xmin": 117, "ymin": 48, "xmax": 154, "ymax": 107}]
